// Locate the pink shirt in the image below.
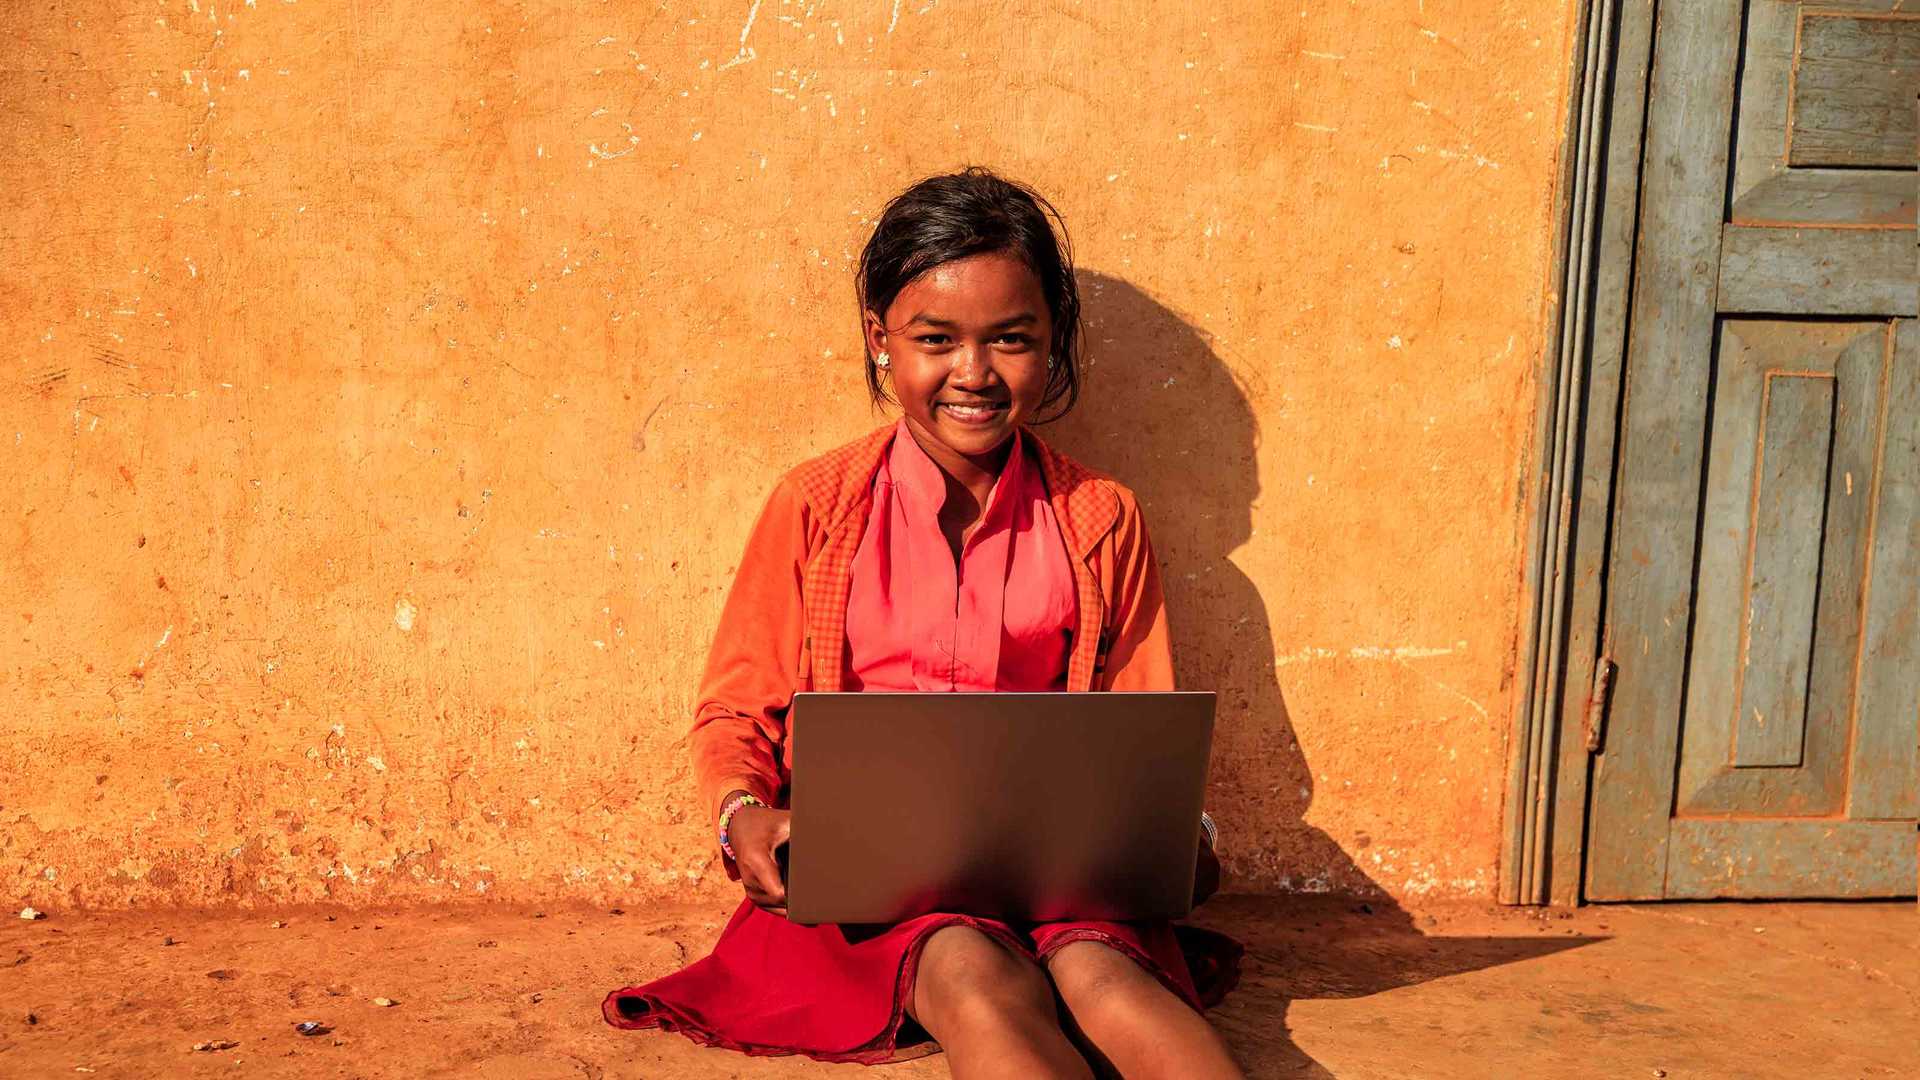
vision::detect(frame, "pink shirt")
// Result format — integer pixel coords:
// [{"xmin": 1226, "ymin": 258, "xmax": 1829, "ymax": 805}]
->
[{"xmin": 844, "ymin": 421, "xmax": 1078, "ymax": 692}]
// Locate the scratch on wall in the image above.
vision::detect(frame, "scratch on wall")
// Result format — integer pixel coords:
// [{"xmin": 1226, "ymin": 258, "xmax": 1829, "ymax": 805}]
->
[
  {"xmin": 1274, "ymin": 642, "xmax": 1464, "ymax": 666},
  {"xmin": 1274, "ymin": 642, "xmax": 1490, "ymax": 719}
]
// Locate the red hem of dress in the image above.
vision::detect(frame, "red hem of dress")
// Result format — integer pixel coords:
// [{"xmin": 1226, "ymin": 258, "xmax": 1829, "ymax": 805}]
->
[{"xmin": 600, "ymin": 914, "xmax": 1036, "ymax": 1066}]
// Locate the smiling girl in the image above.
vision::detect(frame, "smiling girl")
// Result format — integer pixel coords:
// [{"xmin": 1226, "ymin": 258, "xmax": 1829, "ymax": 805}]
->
[{"xmin": 603, "ymin": 168, "xmax": 1242, "ymax": 1078}]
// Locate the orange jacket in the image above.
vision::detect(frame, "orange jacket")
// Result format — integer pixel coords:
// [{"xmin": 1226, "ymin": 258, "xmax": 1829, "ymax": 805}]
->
[{"xmin": 689, "ymin": 423, "xmax": 1176, "ymax": 850}]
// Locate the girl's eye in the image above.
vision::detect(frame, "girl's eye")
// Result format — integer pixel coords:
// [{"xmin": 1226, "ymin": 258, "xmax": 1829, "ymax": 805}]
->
[
  {"xmin": 995, "ymin": 334, "xmax": 1033, "ymax": 347},
  {"xmin": 916, "ymin": 334, "xmax": 950, "ymax": 346}
]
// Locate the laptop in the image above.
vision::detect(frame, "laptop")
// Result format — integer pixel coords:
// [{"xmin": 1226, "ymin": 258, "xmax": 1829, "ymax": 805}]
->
[{"xmin": 783, "ymin": 691, "xmax": 1215, "ymax": 926}]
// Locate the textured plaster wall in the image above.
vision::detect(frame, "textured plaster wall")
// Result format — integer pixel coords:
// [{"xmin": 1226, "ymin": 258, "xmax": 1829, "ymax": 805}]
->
[{"xmin": 4, "ymin": 0, "xmax": 1575, "ymax": 909}]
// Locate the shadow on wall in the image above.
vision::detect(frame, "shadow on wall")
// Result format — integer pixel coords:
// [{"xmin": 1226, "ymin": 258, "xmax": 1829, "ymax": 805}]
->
[
  {"xmin": 1049, "ymin": 270, "xmax": 1380, "ymax": 899},
  {"xmin": 1050, "ymin": 274, "xmax": 1601, "ymax": 1076}
]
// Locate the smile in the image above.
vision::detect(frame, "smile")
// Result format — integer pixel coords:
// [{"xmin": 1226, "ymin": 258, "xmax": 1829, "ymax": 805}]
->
[{"xmin": 938, "ymin": 402, "xmax": 1008, "ymax": 424}]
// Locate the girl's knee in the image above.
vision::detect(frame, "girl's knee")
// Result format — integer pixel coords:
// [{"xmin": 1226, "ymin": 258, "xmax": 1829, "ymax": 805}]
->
[
  {"xmin": 1045, "ymin": 940, "xmax": 1168, "ymax": 1026},
  {"xmin": 912, "ymin": 926, "xmax": 1056, "ymax": 1033}
]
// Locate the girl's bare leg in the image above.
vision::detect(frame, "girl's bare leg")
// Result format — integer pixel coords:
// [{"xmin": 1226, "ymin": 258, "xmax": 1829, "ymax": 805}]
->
[
  {"xmin": 908, "ymin": 926, "xmax": 1093, "ymax": 1080},
  {"xmin": 1045, "ymin": 939, "xmax": 1244, "ymax": 1080}
]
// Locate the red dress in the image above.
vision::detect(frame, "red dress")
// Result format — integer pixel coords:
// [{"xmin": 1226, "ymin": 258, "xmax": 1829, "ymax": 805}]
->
[{"xmin": 603, "ymin": 422, "xmax": 1238, "ymax": 1064}]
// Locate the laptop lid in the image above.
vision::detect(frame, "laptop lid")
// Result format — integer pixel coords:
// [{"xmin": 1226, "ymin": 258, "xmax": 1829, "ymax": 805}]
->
[{"xmin": 785, "ymin": 691, "xmax": 1215, "ymax": 926}]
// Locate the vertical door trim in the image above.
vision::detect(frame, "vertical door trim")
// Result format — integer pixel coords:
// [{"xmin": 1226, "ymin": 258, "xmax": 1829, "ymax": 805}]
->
[
  {"xmin": 1501, "ymin": 0, "xmax": 1658, "ymax": 905},
  {"xmin": 1580, "ymin": 0, "xmax": 1745, "ymax": 901}
]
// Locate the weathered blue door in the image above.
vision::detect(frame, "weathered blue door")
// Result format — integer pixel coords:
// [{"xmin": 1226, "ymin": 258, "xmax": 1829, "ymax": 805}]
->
[{"xmin": 1585, "ymin": 1, "xmax": 1920, "ymax": 900}]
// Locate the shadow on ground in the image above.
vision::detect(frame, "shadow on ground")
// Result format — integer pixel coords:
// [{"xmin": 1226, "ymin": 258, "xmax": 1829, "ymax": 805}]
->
[{"xmin": 1190, "ymin": 895, "xmax": 1599, "ymax": 1075}]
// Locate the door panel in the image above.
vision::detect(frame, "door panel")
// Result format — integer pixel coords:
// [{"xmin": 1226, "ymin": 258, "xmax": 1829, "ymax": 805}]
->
[
  {"xmin": 1849, "ymin": 324, "xmax": 1920, "ymax": 821},
  {"xmin": 1787, "ymin": 11, "xmax": 1920, "ymax": 167},
  {"xmin": 1585, "ymin": 0, "xmax": 1919, "ymax": 900},
  {"xmin": 1732, "ymin": 2, "xmax": 1920, "ymax": 226},
  {"xmin": 1676, "ymin": 321, "xmax": 1882, "ymax": 818}
]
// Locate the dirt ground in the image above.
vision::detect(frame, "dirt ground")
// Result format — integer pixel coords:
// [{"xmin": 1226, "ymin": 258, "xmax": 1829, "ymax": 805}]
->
[{"xmin": 3, "ymin": 894, "xmax": 1915, "ymax": 1078}]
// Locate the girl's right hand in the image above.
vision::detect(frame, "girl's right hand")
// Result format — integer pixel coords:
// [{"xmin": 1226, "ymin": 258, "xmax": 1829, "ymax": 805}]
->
[{"xmin": 726, "ymin": 803, "xmax": 791, "ymax": 917}]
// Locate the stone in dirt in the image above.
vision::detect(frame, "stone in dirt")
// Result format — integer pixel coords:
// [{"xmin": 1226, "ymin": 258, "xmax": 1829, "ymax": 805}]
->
[
  {"xmin": 372, "ymin": 997, "xmax": 396, "ymax": 1007},
  {"xmin": 19, "ymin": 906, "xmax": 45, "ymax": 920},
  {"xmin": 294, "ymin": 1021, "xmax": 330, "ymax": 1037},
  {"xmin": 191, "ymin": 1040, "xmax": 239, "ymax": 1053}
]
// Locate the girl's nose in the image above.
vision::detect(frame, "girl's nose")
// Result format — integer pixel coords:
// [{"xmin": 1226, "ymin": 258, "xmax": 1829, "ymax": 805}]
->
[{"xmin": 950, "ymin": 346, "xmax": 993, "ymax": 387}]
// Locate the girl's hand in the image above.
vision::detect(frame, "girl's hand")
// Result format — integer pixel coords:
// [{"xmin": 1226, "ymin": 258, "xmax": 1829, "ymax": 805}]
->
[{"xmin": 726, "ymin": 804, "xmax": 791, "ymax": 917}]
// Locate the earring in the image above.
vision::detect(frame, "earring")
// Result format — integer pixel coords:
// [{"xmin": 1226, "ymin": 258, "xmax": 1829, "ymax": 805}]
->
[
  {"xmin": 875, "ymin": 352, "xmax": 890, "ymax": 369},
  {"xmin": 1045, "ymin": 353, "xmax": 1056, "ymax": 370}
]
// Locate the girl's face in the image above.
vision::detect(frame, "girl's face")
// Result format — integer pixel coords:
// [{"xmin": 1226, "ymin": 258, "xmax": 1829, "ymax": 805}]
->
[{"xmin": 864, "ymin": 252, "xmax": 1054, "ymax": 467}]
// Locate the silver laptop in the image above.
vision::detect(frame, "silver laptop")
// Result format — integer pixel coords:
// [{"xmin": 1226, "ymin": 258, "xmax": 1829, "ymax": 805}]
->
[{"xmin": 784, "ymin": 691, "xmax": 1215, "ymax": 926}]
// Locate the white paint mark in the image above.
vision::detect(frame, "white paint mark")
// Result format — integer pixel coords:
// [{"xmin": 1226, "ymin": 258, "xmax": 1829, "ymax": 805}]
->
[
  {"xmin": 1300, "ymin": 50, "xmax": 1345, "ymax": 60},
  {"xmin": 1387, "ymin": 335, "xmax": 1403, "ymax": 349},
  {"xmin": 366, "ymin": 755, "xmax": 387, "ymax": 772},
  {"xmin": 1275, "ymin": 642, "xmax": 1464, "ymax": 667},
  {"xmin": 1294, "ymin": 122, "xmax": 1337, "ymax": 133},
  {"xmin": 887, "ymin": 0, "xmax": 902, "ymax": 32},
  {"xmin": 719, "ymin": 0, "xmax": 762, "ymax": 69},
  {"xmin": 393, "ymin": 598, "xmax": 416, "ymax": 632},
  {"xmin": 1405, "ymin": 665, "xmax": 1490, "ymax": 720},
  {"xmin": 1409, "ymin": 142, "xmax": 1501, "ymax": 169},
  {"xmin": 156, "ymin": 625, "xmax": 174, "ymax": 648}
]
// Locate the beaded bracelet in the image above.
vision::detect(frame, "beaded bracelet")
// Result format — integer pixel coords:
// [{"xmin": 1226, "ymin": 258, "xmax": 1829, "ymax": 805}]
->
[
  {"xmin": 717, "ymin": 793, "xmax": 765, "ymax": 861},
  {"xmin": 1200, "ymin": 810, "xmax": 1218, "ymax": 850}
]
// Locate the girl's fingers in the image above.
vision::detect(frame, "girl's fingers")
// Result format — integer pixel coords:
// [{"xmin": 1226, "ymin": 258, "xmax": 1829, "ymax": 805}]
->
[{"xmin": 740, "ymin": 847, "xmax": 788, "ymax": 907}]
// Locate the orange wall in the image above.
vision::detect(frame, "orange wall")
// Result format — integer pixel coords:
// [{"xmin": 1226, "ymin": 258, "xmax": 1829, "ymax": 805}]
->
[{"xmin": 4, "ymin": 0, "xmax": 1574, "ymax": 907}]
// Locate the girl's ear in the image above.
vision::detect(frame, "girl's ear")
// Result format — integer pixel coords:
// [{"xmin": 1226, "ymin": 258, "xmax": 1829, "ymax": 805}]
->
[{"xmin": 861, "ymin": 310, "xmax": 889, "ymax": 361}]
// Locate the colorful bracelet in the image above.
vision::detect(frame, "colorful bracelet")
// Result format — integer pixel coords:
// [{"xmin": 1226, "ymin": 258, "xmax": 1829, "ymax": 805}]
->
[{"xmin": 717, "ymin": 793, "xmax": 765, "ymax": 861}]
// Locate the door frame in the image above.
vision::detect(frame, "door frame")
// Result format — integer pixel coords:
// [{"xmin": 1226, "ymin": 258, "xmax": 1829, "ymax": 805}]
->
[{"xmin": 1500, "ymin": 0, "xmax": 1656, "ymax": 906}]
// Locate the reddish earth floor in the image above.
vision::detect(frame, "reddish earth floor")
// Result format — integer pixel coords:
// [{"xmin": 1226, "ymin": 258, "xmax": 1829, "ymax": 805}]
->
[{"xmin": 3, "ymin": 894, "xmax": 1915, "ymax": 1078}]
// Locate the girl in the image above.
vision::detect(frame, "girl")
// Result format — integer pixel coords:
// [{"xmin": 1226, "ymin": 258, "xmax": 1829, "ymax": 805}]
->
[{"xmin": 604, "ymin": 168, "xmax": 1243, "ymax": 1079}]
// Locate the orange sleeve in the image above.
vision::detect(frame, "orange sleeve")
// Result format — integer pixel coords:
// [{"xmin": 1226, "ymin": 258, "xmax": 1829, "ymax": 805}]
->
[
  {"xmin": 688, "ymin": 476, "xmax": 812, "ymax": 852},
  {"xmin": 1097, "ymin": 487, "xmax": 1177, "ymax": 692}
]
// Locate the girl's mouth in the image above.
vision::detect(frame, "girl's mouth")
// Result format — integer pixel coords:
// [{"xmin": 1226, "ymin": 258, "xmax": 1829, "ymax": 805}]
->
[{"xmin": 938, "ymin": 401, "xmax": 1008, "ymax": 426}]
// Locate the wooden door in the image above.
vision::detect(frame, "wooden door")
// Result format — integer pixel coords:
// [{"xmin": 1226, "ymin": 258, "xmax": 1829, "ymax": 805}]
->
[{"xmin": 1585, "ymin": 0, "xmax": 1920, "ymax": 900}]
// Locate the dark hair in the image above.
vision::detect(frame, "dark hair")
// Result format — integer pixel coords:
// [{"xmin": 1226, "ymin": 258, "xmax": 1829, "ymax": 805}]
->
[{"xmin": 855, "ymin": 167, "xmax": 1082, "ymax": 423}]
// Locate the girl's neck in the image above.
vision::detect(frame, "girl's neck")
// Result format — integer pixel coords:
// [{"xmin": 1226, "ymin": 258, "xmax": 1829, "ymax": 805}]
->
[{"xmin": 902, "ymin": 418, "xmax": 1014, "ymax": 516}]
